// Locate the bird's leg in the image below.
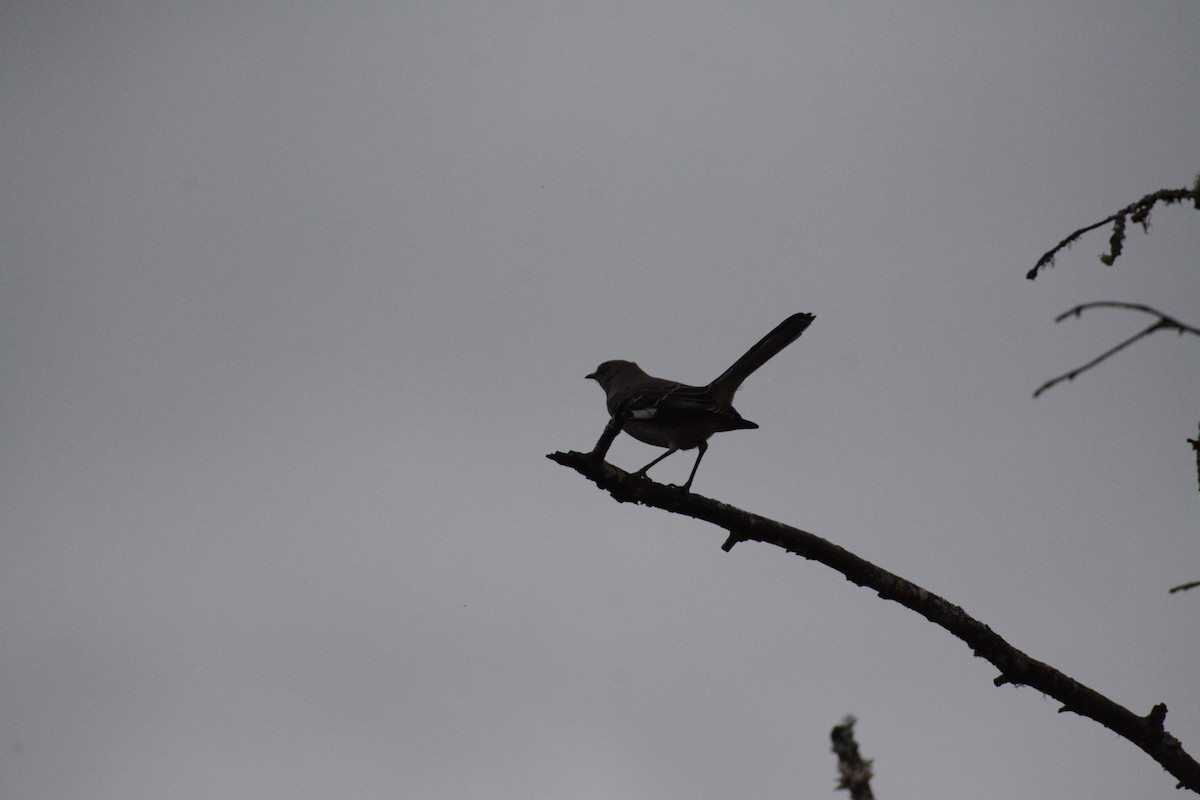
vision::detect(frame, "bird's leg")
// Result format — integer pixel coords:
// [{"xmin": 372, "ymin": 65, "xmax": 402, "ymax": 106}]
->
[
  {"xmin": 589, "ymin": 414, "xmax": 625, "ymax": 461},
  {"xmin": 679, "ymin": 441, "xmax": 708, "ymax": 492},
  {"xmin": 634, "ymin": 447, "xmax": 678, "ymax": 478}
]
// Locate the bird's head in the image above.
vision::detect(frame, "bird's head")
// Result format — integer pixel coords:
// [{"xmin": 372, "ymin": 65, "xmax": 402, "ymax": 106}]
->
[{"xmin": 586, "ymin": 360, "xmax": 638, "ymax": 391}]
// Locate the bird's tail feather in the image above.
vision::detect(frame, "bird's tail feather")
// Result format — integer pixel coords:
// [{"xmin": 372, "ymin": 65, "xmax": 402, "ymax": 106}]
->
[{"xmin": 708, "ymin": 312, "xmax": 814, "ymax": 405}]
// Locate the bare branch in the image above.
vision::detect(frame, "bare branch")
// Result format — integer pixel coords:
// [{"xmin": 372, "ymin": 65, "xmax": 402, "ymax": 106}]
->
[
  {"xmin": 1169, "ymin": 580, "xmax": 1200, "ymax": 595},
  {"xmin": 547, "ymin": 450, "xmax": 1200, "ymax": 793},
  {"xmin": 1027, "ymin": 178, "xmax": 1200, "ymax": 280},
  {"xmin": 1033, "ymin": 302, "xmax": 1200, "ymax": 398},
  {"xmin": 831, "ymin": 716, "xmax": 875, "ymax": 800}
]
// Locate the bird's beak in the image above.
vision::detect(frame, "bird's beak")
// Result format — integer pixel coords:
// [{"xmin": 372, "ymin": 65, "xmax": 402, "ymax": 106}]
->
[{"xmin": 585, "ymin": 371, "xmax": 598, "ymax": 381}]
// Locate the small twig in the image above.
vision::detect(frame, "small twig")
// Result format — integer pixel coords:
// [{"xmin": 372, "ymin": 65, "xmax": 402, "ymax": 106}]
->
[
  {"xmin": 1028, "ymin": 179, "xmax": 1199, "ymax": 280},
  {"xmin": 1169, "ymin": 581, "xmax": 1200, "ymax": 595},
  {"xmin": 831, "ymin": 716, "xmax": 875, "ymax": 800},
  {"xmin": 1029, "ymin": 216, "xmax": 1117, "ymax": 279},
  {"xmin": 1033, "ymin": 302, "xmax": 1200, "ymax": 398},
  {"xmin": 1189, "ymin": 423, "xmax": 1200, "ymax": 492}
]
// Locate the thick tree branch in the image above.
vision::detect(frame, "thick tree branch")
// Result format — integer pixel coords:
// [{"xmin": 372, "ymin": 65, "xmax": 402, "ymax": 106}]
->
[
  {"xmin": 547, "ymin": 449, "xmax": 1200, "ymax": 793},
  {"xmin": 831, "ymin": 716, "xmax": 875, "ymax": 800},
  {"xmin": 1027, "ymin": 178, "xmax": 1200, "ymax": 280},
  {"xmin": 1033, "ymin": 302, "xmax": 1200, "ymax": 398}
]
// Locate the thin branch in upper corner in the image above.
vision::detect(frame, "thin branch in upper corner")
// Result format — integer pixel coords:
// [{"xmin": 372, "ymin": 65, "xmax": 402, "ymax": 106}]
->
[
  {"xmin": 1169, "ymin": 580, "xmax": 1200, "ymax": 595},
  {"xmin": 831, "ymin": 716, "xmax": 875, "ymax": 800},
  {"xmin": 1027, "ymin": 176, "xmax": 1200, "ymax": 280},
  {"xmin": 1032, "ymin": 302, "xmax": 1200, "ymax": 398}
]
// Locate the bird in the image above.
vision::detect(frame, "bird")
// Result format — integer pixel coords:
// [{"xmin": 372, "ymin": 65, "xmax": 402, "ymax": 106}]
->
[{"xmin": 586, "ymin": 312, "xmax": 814, "ymax": 491}]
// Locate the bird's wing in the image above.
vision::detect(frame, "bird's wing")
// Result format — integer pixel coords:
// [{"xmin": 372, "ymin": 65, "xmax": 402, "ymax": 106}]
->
[{"xmin": 621, "ymin": 384, "xmax": 742, "ymax": 423}]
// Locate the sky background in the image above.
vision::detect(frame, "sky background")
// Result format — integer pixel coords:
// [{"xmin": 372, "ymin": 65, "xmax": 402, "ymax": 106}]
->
[{"xmin": 2, "ymin": 3, "xmax": 1199, "ymax": 798}]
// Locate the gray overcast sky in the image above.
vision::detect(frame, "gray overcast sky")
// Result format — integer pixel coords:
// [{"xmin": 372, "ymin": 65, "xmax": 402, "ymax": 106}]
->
[{"xmin": 2, "ymin": 3, "xmax": 1198, "ymax": 798}]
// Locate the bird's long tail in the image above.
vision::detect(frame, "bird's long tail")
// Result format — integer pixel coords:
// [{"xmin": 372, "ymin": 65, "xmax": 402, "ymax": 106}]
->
[{"xmin": 708, "ymin": 312, "xmax": 815, "ymax": 406}]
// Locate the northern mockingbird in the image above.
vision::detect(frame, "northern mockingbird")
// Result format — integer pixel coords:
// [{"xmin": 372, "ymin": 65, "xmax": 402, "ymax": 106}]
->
[{"xmin": 586, "ymin": 312, "xmax": 815, "ymax": 491}]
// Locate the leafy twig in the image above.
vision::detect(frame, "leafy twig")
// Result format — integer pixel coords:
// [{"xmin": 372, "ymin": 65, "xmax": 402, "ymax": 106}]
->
[
  {"xmin": 1027, "ymin": 177, "xmax": 1199, "ymax": 280},
  {"xmin": 831, "ymin": 716, "xmax": 875, "ymax": 800}
]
